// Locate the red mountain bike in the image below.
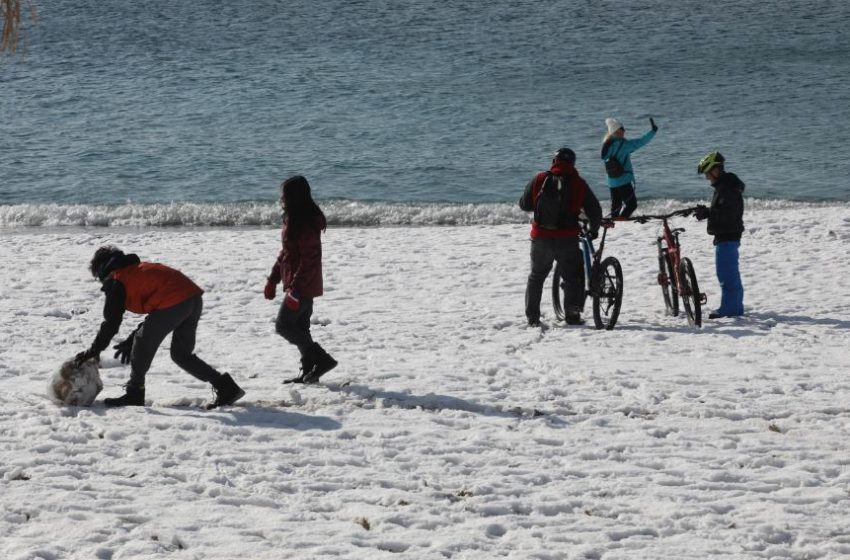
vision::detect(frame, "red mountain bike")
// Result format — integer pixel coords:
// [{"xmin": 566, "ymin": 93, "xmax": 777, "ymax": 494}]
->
[{"xmin": 630, "ymin": 208, "xmax": 706, "ymax": 328}]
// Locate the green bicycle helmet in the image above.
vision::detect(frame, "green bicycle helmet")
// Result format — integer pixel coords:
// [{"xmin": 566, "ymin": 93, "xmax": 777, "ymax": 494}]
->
[{"xmin": 697, "ymin": 151, "xmax": 725, "ymax": 174}]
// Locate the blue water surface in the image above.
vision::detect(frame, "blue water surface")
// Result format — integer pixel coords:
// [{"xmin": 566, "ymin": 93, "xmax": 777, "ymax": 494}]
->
[{"xmin": 2, "ymin": 0, "xmax": 849, "ymax": 205}]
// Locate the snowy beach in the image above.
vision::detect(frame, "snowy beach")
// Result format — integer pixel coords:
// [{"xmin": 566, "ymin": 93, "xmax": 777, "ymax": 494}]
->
[{"xmin": 1, "ymin": 202, "xmax": 849, "ymax": 559}]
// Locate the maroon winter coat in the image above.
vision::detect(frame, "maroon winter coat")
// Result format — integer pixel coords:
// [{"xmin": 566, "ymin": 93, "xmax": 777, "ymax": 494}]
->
[{"xmin": 268, "ymin": 215, "xmax": 326, "ymax": 298}]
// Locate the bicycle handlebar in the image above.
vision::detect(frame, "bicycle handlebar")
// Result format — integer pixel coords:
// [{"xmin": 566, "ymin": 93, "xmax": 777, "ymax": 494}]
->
[{"xmin": 627, "ymin": 206, "xmax": 701, "ymax": 224}]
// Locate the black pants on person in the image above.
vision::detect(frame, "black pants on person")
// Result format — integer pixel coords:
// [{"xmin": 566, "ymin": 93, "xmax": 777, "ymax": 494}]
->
[
  {"xmin": 525, "ymin": 237, "xmax": 583, "ymax": 323},
  {"xmin": 275, "ymin": 296, "xmax": 315, "ymax": 357},
  {"xmin": 129, "ymin": 294, "xmax": 223, "ymax": 387},
  {"xmin": 609, "ymin": 183, "xmax": 637, "ymax": 219}
]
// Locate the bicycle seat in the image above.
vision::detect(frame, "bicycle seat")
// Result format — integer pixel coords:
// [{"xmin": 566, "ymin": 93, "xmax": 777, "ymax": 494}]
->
[{"xmin": 672, "ymin": 227, "xmax": 686, "ymax": 234}]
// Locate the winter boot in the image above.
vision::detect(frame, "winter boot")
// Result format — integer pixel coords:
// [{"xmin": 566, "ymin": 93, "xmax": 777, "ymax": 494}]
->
[
  {"xmin": 104, "ymin": 384, "xmax": 145, "ymax": 407},
  {"xmin": 565, "ymin": 312, "xmax": 585, "ymax": 326},
  {"xmin": 299, "ymin": 354, "xmax": 315, "ymax": 380},
  {"xmin": 302, "ymin": 344, "xmax": 337, "ymax": 384},
  {"xmin": 206, "ymin": 373, "xmax": 246, "ymax": 410}
]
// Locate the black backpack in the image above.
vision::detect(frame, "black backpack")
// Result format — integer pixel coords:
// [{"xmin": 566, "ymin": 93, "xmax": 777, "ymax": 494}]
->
[
  {"xmin": 602, "ymin": 138, "xmax": 626, "ymax": 178},
  {"xmin": 534, "ymin": 173, "xmax": 576, "ymax": 229}
]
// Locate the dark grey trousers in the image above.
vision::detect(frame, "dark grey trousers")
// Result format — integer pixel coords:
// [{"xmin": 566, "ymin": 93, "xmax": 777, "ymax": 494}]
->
[
  {"xmin": 525, "ymin": 237, "xmax": 584, "ymax": 322},
  {"xmin": 275, "ymin": 297, "xmax": 315, "ymax": 357},
  {"xmin": 129, "ymin": 294, "xmax": 222, "ymax": 387}
]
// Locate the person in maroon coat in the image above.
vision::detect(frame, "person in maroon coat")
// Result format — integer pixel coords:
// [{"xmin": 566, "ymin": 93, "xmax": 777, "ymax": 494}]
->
[{"xmin": 264, "ymin": 175, "xmax": 337, "ymax": 383}]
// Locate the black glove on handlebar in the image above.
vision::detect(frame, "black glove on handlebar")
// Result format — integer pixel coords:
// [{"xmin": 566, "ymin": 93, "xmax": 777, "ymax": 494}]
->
[{"xmin": 694, "ymin": 205, "xmax": 709, "ymax": 221}]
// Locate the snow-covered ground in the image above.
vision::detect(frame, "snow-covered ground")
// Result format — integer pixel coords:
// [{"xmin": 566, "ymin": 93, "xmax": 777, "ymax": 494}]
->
[{"xmin": 1, "ymin": 203, "xmax": 849, "ymax": 559}]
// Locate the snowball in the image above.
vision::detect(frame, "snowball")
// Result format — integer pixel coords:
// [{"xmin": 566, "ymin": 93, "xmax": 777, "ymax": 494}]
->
[{"xmin": 48, "ymin": 358, "xmax": 103, "ymax": 406}]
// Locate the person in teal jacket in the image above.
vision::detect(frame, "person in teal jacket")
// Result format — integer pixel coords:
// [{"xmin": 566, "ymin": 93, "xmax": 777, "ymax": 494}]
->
[{"xmin": 601, "ymin": 117, "xmax": 657, "ymax": 218}]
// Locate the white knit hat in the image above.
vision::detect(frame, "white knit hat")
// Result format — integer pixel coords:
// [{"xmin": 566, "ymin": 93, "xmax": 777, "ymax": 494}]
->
[{"xmin": 605, "ymin": 117, "xmax": 624, "ymax": 135}]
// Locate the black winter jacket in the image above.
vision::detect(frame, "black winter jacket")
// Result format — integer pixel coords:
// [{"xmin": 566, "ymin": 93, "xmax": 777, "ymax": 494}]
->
[{"xmin": 707, "ymin": 172, "xmax": 745, "ymax": 244}]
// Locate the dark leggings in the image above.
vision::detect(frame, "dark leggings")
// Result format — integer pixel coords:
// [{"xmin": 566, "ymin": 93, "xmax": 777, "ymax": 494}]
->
[
  {"xmin": 610, "ymin": 183, "xmax": 637, "ymax": 219},
  {"xmin": 130, "ymin": 295, "xmax": 222, "ymax": 387},
  {"xmin": 275, "ymin": 297, "xmax": 315, "ymax": 357}
]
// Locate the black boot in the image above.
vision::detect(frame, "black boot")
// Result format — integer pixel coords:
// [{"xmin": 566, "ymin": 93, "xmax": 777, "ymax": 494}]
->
[
  {"xmin": 104, "ymin": 384, "xmax": 145, "ymax": 407},
  {"xmin": 299, "ymin": 354, "xmax": 315, "ymax": 380},
  {"xmin": 302, "ymin": 344, "xmax": 337, "ymax": 384},
  {"xmin": 206, "ymin": 373, "xmax": 245, "ymax": 410},
  {"xmin": 565, "ymin": 312, "xmax": 585, "ymax": 326}
]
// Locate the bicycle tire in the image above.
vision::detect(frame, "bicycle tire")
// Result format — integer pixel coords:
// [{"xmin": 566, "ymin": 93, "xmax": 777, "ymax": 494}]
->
[
  {"xmin": 591, "ymin": 256, "xmax": 623, "ymax": 330},
  {"xmin": 657, "ymin": 243, "xmax": 679, "ymax": 316},
  {"xmin": 679, "ymin": 257, "xmax": 702, "ymax": 328},
  {"xmin": 552, "ymin": 261, "xmax": 566, "ymax": 321},
  {"xmin": 552, "ymin": 261, "xmax": 586, "ymax": 322}
]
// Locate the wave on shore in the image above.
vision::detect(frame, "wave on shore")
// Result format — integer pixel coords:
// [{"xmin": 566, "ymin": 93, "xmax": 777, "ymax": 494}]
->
[{"xmin": 1, "ymin": 199, "xmax": 847, "ymax": 228}]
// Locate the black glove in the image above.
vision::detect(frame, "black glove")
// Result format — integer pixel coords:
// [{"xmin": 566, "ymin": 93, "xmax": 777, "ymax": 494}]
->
[
  {"xmin": 113, "ymin": 336, "xmax": 134, "ymax": 365},
  {"xmin": 650, "ymin": 117, "xmax": 658, "ymax": 132},
  {"xmin": 113, "ymin": 324, "xmax": 141, "ymax": 365},
  {"xmin": 694, "ymin": 205, "xmax": 709, "ymax": 221},
  {"xmin": 74, "ymin": 349, "xmax": 98, "ymax": 367},
  {"xmin": 589, "ymin": 229, "xmax": 599, "ymax": 240}
]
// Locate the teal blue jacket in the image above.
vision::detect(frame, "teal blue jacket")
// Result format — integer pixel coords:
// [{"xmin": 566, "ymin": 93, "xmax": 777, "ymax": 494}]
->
[{"xmin": 601, "ymin": 129, "xmax": 656, "ymax": 188}]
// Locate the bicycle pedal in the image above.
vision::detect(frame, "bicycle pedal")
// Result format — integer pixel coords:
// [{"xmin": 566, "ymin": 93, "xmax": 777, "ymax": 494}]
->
[{"xmin": 699, "ymin": 293, "xmax": 707, "ymax": 304}]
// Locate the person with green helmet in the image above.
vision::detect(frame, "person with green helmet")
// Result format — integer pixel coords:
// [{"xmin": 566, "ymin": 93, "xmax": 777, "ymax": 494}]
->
[{"xmin": 694, "ymin": 151, "xmax": 745, "ymax": 318}]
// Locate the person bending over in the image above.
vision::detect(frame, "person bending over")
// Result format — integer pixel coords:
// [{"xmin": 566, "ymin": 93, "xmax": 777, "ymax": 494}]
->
[{"xmin": 75, "ymin": 246, "xmax": 245, "ymax": 408}]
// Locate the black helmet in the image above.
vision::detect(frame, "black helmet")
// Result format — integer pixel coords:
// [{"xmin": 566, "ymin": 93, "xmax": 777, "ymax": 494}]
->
[{"xmin": 552, "ymin": 148, "xmax": 576, "ymax": 164}]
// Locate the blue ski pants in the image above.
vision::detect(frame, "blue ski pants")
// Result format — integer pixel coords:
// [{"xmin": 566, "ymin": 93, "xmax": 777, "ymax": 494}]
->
[{"xmin": 714, "ymin": 241, "xmax": 744, "ymax": 316}]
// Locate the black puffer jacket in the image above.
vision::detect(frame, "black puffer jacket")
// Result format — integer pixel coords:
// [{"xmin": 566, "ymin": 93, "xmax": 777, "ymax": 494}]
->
[{"xmin": 707, "ymin": 172, "xmax": 745, "ymax": 244}]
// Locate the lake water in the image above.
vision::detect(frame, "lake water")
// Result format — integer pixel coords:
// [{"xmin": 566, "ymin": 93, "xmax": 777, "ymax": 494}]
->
[{"xmin": 2, "ymin": 0, "xmax": 849, "ymax": 224}]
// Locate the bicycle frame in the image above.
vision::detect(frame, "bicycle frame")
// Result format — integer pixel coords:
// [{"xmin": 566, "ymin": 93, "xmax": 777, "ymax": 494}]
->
[
  {"xmin": 552, "ymin": 219, "xmax": 623, "ymax": 329},
  {"xmin": 657, "ymin": 218, "xmax": 685, "ymax": 296},
  {"xmin": 579, "ymin": 222, "xmax": 611, "ymax": 302},
  {"xmin": 630, "ymin": 207, "xmax": 705, "ymax": 326}
]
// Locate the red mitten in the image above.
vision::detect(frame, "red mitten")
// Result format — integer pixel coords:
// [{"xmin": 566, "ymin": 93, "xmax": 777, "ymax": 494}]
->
[{"xmin": 284, "ymin": 290, "xmax": 300, "ymax": 311}]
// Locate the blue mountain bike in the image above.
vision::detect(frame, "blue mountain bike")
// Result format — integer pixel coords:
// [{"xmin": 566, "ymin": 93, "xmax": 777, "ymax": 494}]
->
[{"xmin": 552, "ymin": 220, "xmax": 623, "ymax": 330}]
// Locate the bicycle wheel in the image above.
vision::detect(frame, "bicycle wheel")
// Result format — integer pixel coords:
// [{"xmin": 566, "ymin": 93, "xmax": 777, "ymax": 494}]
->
[
  {"xmin": 552, "ymin": 261, "xmax": 585, "ymax": 322},
  {"xmin": 679, "ymin": 257, "xmax": 702, "ymax": 328},
  {"xmin": 657, "ymin": 244, "xmax": 679, "ymax": 316},
  {"xmin": 591, "ymin": 256, "xmax": 623, "ymax": 330},
  {"xmin": 551, "ymin": 261, "xmax": 565, "ymax": 321}
]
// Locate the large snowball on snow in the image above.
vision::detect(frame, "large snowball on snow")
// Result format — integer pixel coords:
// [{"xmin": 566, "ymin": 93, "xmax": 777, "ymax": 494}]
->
[{"xmin": 48, "ymin": 358, "xmax": 103, "ymax": 406}]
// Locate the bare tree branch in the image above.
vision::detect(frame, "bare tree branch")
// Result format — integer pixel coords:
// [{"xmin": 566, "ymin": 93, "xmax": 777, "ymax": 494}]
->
[{"xmin": 2, "ymin": 0, "xmax": 37, "ymax": 53}]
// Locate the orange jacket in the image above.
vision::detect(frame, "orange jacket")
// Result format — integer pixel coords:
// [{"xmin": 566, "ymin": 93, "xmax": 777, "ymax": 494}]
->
[{"xmin": 112, "ymin": 262, "xmax": 202, "ymax": 314}]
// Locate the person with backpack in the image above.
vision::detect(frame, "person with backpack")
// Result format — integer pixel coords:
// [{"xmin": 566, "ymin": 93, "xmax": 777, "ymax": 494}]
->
[
  {"xmin": 264, "ymin": 175, "xmax": 338, "ymax": 383},
  {"xmin": 74, "ymin": 246, "xmax": 245, "ymax": 408},
  {"xmin": 519, "ymin": 148, "xmax": 602, "ymax": 326},
  {"xmin": 601, "ymin": 117, "xmax": 658, "ymax": 218},
  {"xmin": 694, "ymin": 151, "xmax": 745, "ymax": 319}
]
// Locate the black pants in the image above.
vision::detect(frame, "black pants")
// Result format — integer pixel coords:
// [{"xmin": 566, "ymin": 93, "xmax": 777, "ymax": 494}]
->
[
  {"xmin": 610, "ymin": 183, "xmax": 637, "ymax": 219},
  {"xmin": 275, "ymin": 297, "xmax": 315, "ymax": 357},
  {"xmin": 525, "ymin": 237, "xmax": 583, "ymax": 322},
  {"xmin": 130, "ymin": 294, "xmax": 223, "ymax": 387}
]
